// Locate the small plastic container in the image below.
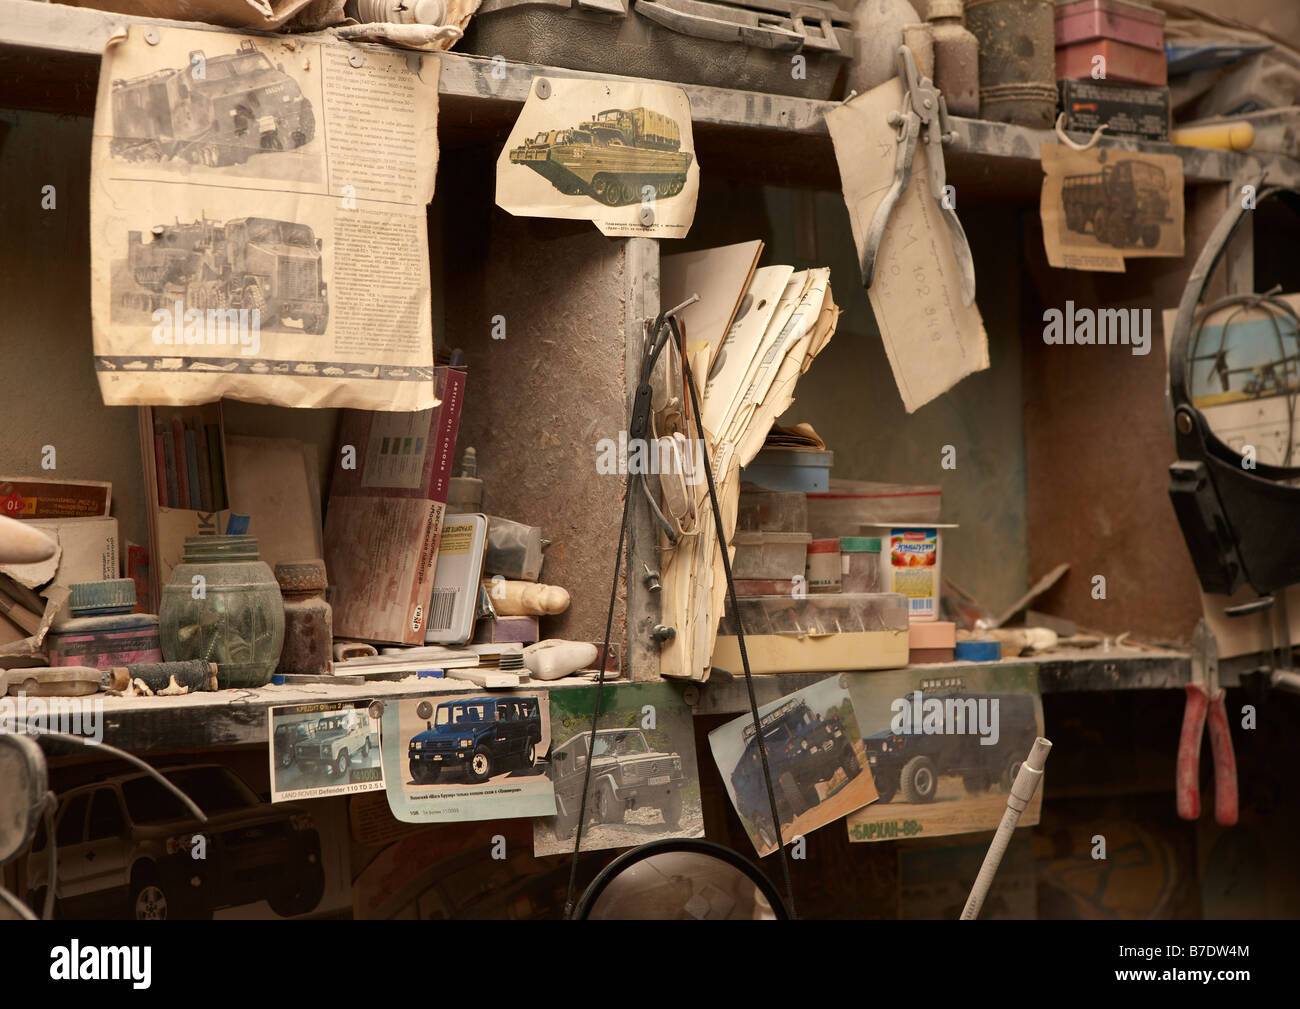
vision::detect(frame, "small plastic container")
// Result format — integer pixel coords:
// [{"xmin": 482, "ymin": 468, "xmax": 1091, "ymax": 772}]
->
[
  {"xmin": 736, "ymin": 487, "xmax": 808, "ymax": 533},
  {"xmin": 806, "ymin": 538, "xmax": 841, "ymax": 593},
  {"xmin": 868, "ymin": 524, "xmax": 956, "ymax": 622},
  {"xmin": 731, "ymin": 532, "xmax": 812, "ymax": 580},
  {"xmin": 45, "ymin": 579, "xmax": 163, "ymax": 669},
  {"xmin": 718, "ymin": 592, "xmax": 909, "ymax": 636},
  {"xmin": 839, "ymin": 537, "xmax": 881, "ymax": 593}
]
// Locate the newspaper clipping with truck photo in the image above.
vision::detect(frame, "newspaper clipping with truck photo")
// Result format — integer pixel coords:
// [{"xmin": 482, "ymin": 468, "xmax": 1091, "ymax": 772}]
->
[{"xmin": 89, "ymin": 24, "xmax": 440, "ymax": 411}]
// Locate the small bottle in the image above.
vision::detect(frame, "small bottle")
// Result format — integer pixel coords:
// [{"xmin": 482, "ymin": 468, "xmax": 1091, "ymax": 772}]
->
[
  {"xmin": 927, "ymin": 0, "xmax": 980, "ymax": 117},
  {"xmin": 448, "ymin": 446, "xmax": 484, "ymax": 514},
  {"xmin": 806, "ymin": 539, "xmax": 842, "ymax": 593},
  {"xmin": 850, "ymin": 0, "xmax": 921, "ymax": 95},
  {"xmin": 275, "ymin": 560, "xmax": 333, "ymax": 676}
]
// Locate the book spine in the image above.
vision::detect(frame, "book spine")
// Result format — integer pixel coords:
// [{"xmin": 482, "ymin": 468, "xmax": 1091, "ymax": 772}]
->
[
  {"xmin": 153, "ymin": 428, "xmax": 169, "ymax": 508},
  {"xmin": 191, "ymin": 417, "xmax": 213, "ymax": 512},
  {"xmin": 206, "ymin": 424, "xmax": 226, "ymax": 510},
  {"xmin": 171, "ymin": 417, "xmax": 190, "ymax": 509},
  {"xmin": 428, "ymin": 366, "xmax": 466, "ymax": 506},
  {"xmin": 162, "ymin": 427, "xmax": 179, "ymax": 509},
  {"xmin": 184, "ymin": 428, "xmax": 203, "ymax": 514}
]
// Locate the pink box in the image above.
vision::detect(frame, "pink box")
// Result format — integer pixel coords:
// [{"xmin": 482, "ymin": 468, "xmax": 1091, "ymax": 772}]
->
[
  {"xmin": 1056, "ymin": 38, "xmax": 1167, "ymax": 86},
  {"xmin": 1055, "ymin": 0, "xmax": 1165, "ymax": 52}
]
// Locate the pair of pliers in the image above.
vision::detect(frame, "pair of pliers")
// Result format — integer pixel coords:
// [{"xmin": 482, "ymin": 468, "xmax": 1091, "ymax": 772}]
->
[
  {"xmin": 860, "ymin": 45, "xmax": 975, "ymax": 307},
  {"xmin": 1176, "ymin": 620, "xmax": 1238, "ymax": 826}
]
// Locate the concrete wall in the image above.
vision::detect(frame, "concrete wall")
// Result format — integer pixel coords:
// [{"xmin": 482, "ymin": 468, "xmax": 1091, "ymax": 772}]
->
[{"xmin": 0, "ymin": 110, "xmax": 339, "ymax": 578}]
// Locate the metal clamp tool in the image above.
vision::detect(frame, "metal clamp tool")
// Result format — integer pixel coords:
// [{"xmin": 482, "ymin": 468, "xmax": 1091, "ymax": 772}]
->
[{"xmin": 860, "ymin": 45, "xmax": 976, "ymax": 307}]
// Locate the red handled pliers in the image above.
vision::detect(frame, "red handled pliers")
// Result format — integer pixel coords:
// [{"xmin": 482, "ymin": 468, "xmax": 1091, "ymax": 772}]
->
[{"xmin": 1176, "ymin": 620, "xmax": 1238, "ymax": 826}]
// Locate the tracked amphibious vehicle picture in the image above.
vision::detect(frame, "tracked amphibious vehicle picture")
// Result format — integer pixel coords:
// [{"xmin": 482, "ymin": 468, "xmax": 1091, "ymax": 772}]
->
[
  {"xmin": 509, "ymin": 107, "xmax": 692, "ymax": 207},
  {"xmin": 110, "ymin": 39, "xmax": 316, "ymax": 168}
]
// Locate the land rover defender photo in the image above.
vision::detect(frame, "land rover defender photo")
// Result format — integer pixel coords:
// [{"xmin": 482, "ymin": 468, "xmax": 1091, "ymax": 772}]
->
[{"xmin": 294, "ymin": 709, "xmax": 375, "ymax": 779}]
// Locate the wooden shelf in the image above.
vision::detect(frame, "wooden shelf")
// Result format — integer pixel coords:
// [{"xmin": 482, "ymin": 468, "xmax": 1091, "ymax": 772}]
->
[
  {"xmin": 3, "ymin": 0, "xmax": 1297, "ymax": 195},
  {"xmin": 66, "ymin": 644, "xmax": 1291, "ymax": 752}
]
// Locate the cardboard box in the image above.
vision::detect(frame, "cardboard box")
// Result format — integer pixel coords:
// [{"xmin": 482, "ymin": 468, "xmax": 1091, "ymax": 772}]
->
[
  {"xmin": 324, "ymin": 368, "xmax": 466, "ymax": 644},
  {"xmin": 1058, "ymin": 79, "xmax": 1170, "ymax": 142},
  {"xmin": 0, "ymin": 516, "xmax": 119, "ymax": 591},
  {"xmin": 0, "ymin": 477, "xmax": 111, "ymax": 519}
]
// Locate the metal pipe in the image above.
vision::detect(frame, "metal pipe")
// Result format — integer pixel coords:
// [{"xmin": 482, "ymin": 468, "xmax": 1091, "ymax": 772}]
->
[{"xmin": 960, "ymin": 736, "xmax": 1051, "ymax": 920}]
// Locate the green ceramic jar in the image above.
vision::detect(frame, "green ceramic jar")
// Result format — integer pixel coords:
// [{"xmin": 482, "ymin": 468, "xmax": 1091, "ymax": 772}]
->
[{"xmin": 159, "ymin": 535, "xmax": 285, "ymax": 688}]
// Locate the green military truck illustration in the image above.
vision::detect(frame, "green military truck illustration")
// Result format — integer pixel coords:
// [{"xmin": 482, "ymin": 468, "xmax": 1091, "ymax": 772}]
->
[
  {"xmin": 1062, "ymin": 159, "xmax": 1170, "ymax": 248},
  {"xmin": 509, "ymin": 107, "xmax": 692, "ymax": 207},
  {"xmin": 111, "ymin": 39, "xmax": 315, "ymax": 167},
  {"xmin": 120, "ymin": 215, "xmax": 329, "ymax": 333}
]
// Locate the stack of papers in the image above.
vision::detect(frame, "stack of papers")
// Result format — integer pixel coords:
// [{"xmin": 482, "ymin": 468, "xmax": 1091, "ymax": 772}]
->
[{"xmin": 658, "ymin": 248, "xmax": 839, "ymax": 681}]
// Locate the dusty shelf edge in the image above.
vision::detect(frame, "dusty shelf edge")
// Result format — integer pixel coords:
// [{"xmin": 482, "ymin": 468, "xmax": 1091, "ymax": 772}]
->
[
  {"xmin": 3, "ymin": 0, "xmax": 1296, "ymax": 187},
  {"xmin": 60, "ymin": 645, "xmax": 1287, "ymax": 752}
]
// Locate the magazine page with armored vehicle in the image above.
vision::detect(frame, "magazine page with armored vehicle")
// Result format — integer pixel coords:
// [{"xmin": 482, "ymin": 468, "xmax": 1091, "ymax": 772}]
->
[
  {"xmin": 708, "ymin": 674, "xmax": 877, "ymax": 857},
  {"xmin": 1039, "ymin": 143, "xmax": 1184, "ymax": 272},
  {"xmin": 89, "ymin": 24, "xmax": 441, "ymax": 411},
  {"xmin": 379, "ymin": 694, "xmax": 558, "ymax": 824},
  {"xmin": 496, "ymin": 76, "xmax": 699, "ymax": 238},
  {"xmin": 843, "ymin": 664, "xmax": 1044, "ymax": 844}
]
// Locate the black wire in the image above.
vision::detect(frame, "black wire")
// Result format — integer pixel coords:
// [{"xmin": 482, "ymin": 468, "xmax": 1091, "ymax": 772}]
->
[
  {"xmin": 563, "ymin": 312, "xmax": 675, "ymax": 918},
  {"xmin": 676, "ymin": 317, "xmax": 797, "ymax": 919}
]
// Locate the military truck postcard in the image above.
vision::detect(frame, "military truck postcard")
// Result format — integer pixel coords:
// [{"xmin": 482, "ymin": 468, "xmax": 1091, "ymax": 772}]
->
[
  {"xmin": 709, "ymin": 675, "xmax": 876, "ymax": 857},
  {"xmin": 496, "ymin": 77, "xmax": 699, "ymax": 239},
  {"xmin": 533, "ymin": 683, "xmax": 704, "ymax": 857},
  {"xmin": 381, "ymin": 693, "xmax": 558, "ymax": 824},
  {"xmin": 844, "ymin": 664, "xmax": 1044, "ymax": 844},
  {"xmin": 269, "ymin": 699, "xmax": 385, "ymax": 803},
  {"xmin": 1040, "ymin": 144, "xmax": 1184, "ymax": 271}
]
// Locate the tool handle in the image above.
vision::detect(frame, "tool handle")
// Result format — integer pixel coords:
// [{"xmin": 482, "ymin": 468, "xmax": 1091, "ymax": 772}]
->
[
  {"xmin": 1205, "ymin": 688, "xmax": 1239, "ymax": 826},
  {"xmin": 1176, "ymin": 683, "xmax": 1208, "ymax": 820}
]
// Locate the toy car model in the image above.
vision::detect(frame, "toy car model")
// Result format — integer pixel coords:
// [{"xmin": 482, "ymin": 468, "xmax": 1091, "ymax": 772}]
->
[
  {"xmin": 408, "ymin": 696, "xmax": 542, "ymax": 785},
  {"xmin": 294, "ymin": 709, "xmax": 373, "ymax": 778},
  {"xmin": 23, "ymin": 764, "xmax": 324, "ymax": 920},
  {"xmin": 862, "ymin": 692, "xmax": 1037, "ymax": 803},
  {"xmin": 548, "ymin": 727, "xmax": 685, "ymax": 840}
]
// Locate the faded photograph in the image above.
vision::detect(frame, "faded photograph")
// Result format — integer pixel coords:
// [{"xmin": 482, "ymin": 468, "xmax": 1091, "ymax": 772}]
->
[
  {"xmin": 710, "ymin": 674, "xmax": 876, "ymax": 857},
  {"xmin": 534, "ymin": 682, "xmax": 704, "ymax": 856},
  {"xmin": 108, "ymin": 36, "xmax": 324, "ymax": 184}
]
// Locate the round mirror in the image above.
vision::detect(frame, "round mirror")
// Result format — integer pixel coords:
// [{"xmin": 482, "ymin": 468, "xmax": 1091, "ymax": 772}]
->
[
  {"xmin": 574, "ymin": 839, "xmax": 789, "ymax": 920},
  {"xmin": 1187, "ymin": 296, "xmax": 1300, "ymax": 468}
]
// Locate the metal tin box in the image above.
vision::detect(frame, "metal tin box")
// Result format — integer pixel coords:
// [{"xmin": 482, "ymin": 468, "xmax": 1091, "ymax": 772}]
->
[{"xmin": 460, "ymin": 0, "xmax": 853, "ymax": 99}]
